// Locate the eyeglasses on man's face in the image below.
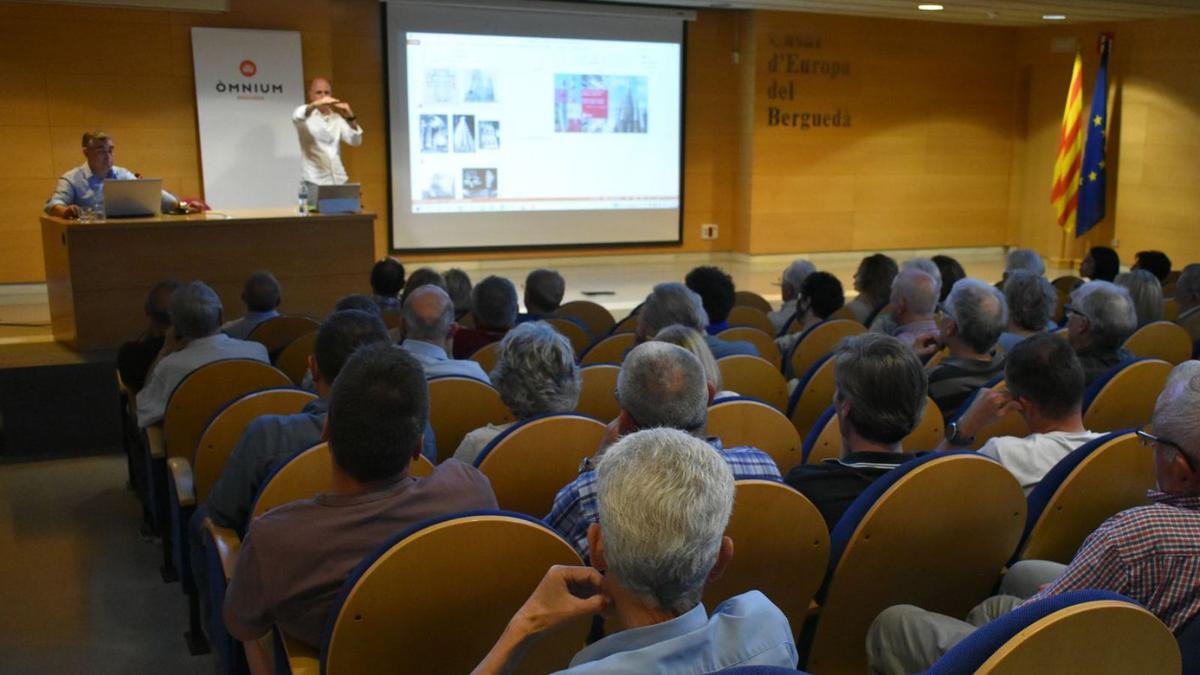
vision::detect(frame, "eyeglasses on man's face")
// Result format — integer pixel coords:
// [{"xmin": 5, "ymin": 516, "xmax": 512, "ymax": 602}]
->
[{"xmin": 1137, "ymin": 428, "xmax": 1196, "ymax": 472}]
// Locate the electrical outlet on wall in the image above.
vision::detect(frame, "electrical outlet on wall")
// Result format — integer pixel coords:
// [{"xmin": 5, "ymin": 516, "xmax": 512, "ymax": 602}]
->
[{"xmin": 700, "ymin": 223, "xmax": 718, "ymax": 240}]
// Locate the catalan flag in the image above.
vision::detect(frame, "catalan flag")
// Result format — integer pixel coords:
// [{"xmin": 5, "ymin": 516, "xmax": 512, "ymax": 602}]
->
[
  {"xmin": 1050, "ymin": 51, "xmax": 1084, "ymax": 234},
  {"xmin": 1077, "ymin": 37, "xmax": 1111, "ymax": 238}
]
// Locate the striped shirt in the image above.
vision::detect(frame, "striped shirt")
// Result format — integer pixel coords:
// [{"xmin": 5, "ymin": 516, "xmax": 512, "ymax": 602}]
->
[
  {"xmin": 1026, "ymin": 491, "xmax": 1200, "ymax": 631},
  {"xmin": 545, "ymin": 438, "xmax": 782, "ymax": 563}
]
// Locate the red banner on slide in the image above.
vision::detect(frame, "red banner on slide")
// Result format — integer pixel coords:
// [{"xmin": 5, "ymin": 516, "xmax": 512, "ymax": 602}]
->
[{"xmin": 582, "ymin": 88, "xmax": 608, "ymax": 118}]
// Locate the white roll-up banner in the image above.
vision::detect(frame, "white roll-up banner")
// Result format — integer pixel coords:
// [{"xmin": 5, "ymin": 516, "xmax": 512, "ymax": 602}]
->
[{"xmin": 192, "ymin": 27, "xmax": 305, "ymax": 209}]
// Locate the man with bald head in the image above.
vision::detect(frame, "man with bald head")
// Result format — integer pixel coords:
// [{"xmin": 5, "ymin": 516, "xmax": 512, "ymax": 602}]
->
[
  {"xmin": 887, "ymin": 268, "xmax": 940, "ymax": 347},
  {"xmin": 546, "ymin": 341, "xmax": 781, "ymax": 562},
  {"xmin": 293, "ymin": 77, "xmax": 362, "ymax": 185},
  {"xmin": 399, "ymin": 284, "xmax": 490, "ymax": 383}
]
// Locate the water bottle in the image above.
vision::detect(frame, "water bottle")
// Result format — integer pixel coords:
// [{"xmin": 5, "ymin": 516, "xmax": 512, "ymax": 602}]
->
[
  {"xmin": 93, "ymin": 183, "xmax": 106, "ymax": 220},
  {"xmin": 298, "ymin": 182, "xmax": 309, "ymax": 215}
]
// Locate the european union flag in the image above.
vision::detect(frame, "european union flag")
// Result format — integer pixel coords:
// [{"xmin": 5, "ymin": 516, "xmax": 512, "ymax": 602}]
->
[{"xmin": 1077, "ymin": 37, "xmax": 1111, "ymax": 237}]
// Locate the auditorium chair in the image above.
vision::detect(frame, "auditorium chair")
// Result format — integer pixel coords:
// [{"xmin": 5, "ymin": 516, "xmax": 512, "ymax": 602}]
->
[
  {"xmin": 467, "ymin": 340, "xmax": 501, "ymax": 374},
  {"xmin": 924, "ymin": 346, "xmax": 950, "ymax": 370},
  {"xmin": 718, "ymin": 326, "xmax": 781, "ymax": 370},
  {"xmin": 801, "ymin": 396, "xmax": 945, "ymax": 465},
  {"xmin": 717, "ymin": 355, "xmax": 790, "ymax": 412},
  {"xmin": 558, "ymin": 299, "xmax": 615, "ymax": 337},
  {"xmin": 544, "ymin": 317, "xmax": 592, "ymax": 356},
  {"xmin": 702, "ymin": 480, "xmax": 829, "ymax": 643},
  {"xmin": 1081, "ymin": 358, "xmax": 1172, "ymax": 432},
  {"xmin": 427, "ymin": 375, "xmax": 514, "ymax": 461},
  {"xmin": 785, "ymin": 319, "xmax": 866, "ymax": 380},
  {"xmin": 575, "ymin": 363, "xmax": 621, "ymax": 422},
  {"xmin": 1164, "ymin": 297, "xmax": 1181, "ymax": 321},
  {"xmin": 786, "ymin": 353, "xmax": 836, "ymax": 438},
  {"xmin": 924, "ymin": 591, "xmax": 1179, "ymax": 675},
  {"xmin": 1013, "ymin": 430, "xmax": 1153, "ymax": 564},
  {"xmin": 474, "ymin": 413, "xmax": 606, "ymax": 516},
  {"xmin": 734, "ymin": 289, "xmax": 774, "ymax": 313},
  {"xmin": 1124, "ymin": 320, "xmax": 1193, "ymax": 364},
  {"xmin": 610, "ymin": 310, "xmax": 640, "ymax": 335},
  {"xmin": 578, "ymin": 331, "xmax": 636, "ymax": 366},
  {"xmin": 829, "ymin": 305, "xmax": 857, "ymax": 322},
  {"xmin": 273, "ymin": 331, "xmax": 317, "ymax": 386},
  {"xmin": 949, "ymin": 378, "xmax": 1031, "ymax": 451},
  {"xmin": 246, "ymin": 315, "xmax": 320, "ymax": 360},
  {"xmin": 707, "ymin": 397, "xmax": 804, "ymax": 474},
  {"xmin": 802, "ymin": 452, "xmax": 1026, "ymax": 674},
  {"xmin": 726, "ymin": 305, "xmax": 775, "ymax": 335},
  {"xmin": 166, "ymin": 387, "xmax": 317, "ymax": 653},
  {"xmin": 1050, "ymin": 275, "xmax": 1084, "ymax": 324},
  {"xmin": 278, "ymin": 511, "xmax": 588, "ymax": 675}
]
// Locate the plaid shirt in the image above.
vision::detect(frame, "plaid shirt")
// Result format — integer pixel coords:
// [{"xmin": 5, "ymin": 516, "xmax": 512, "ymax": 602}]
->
[
  {"xmin": 1027, "ymin": 490, "xmax": 1200, "ymax": 631},
  {"xmin": 545, "ymin": 438, "xmax": 782, "ymax": 562}
]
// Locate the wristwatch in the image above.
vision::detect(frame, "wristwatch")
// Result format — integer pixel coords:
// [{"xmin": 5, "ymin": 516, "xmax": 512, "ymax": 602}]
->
[{"xmin": 944, "ymin": 421, "xmax": 974, "ymax": 446}]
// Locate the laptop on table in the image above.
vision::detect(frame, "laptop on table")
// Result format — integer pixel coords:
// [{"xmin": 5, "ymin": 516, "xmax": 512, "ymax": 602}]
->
[{"xmin": 103, "ymin": 178, "xmax": 162, "ymax": 218}]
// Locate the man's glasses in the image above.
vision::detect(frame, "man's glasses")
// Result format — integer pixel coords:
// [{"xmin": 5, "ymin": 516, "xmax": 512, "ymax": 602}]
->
[
  {"xmin": 1137, "ymin": 428, "xmax": 1196, "ymax": 472},
  {"xmin": 1063, "ymin": 305, "xmax": 1088, "ymax": 321}
]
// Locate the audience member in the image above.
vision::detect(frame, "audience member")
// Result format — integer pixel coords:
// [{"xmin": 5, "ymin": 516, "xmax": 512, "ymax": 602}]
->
[
  {"xmin": 653, "ymin": 325, "xmax": 736, "ymax": 401},
  {"xmin": 636, "ymin": 282, "xmax": 759, "ymax": 359},
  {"xmin": 685, "ymin": 266, "xmax": 738, "ymax": 335},
  {"xmin": 453, "ymin": 322, "xmax": 580, "ymax": 465},
  {"xmin": 927, "ymin": 279, "xmax": 1008, "ymax": 417},
  {"xmin": 1175, "ymin": 264, "xmax": 1200, "ymax": 341},
  {"xmin": 775, "ymin": 271, "xmax": 846, "ymax": 361},
  {"xmin": 401, "ymin": 267, "xmax": 446, "ymax": 305},
  {"xmin": 224, "ymin": 345, "xmax": 498, "ymax": 650},
  {"xmin": 443, "ymin": 268, "xmax": 473, "ymax": 321},
  {"xmin": 517, "ymin": 268, "xmax": 567, "ymax": 323},
  {"xmin": 1065, "ymin": 281, "xmax": 1137, "ymax": 384},
  {"xmin": 474, "ymin": 428, "xmax": 798, "ymax": 674},
  {"xmin": 369, "ymin": 258, "xmax": 405, "ymax": 314},
  {"xmin": 400, "ymin": 285, "xmax": 490, "ymax": 383},
  {"xmin": 1003, "ymin": 248, "xmax": 1046, "ymax": 281},
  {"xmin": 846, "ymin": 254, "xmax": 898, "ymax": 325},
  {"xmin": 998, "ymin": 271, "xmax": 1056, "ymax": 353},
  {"xmin": 1079, "ymin": 246, "xmax": 1120, "ymax": 282},
  {"xmin": 221, "ymin": 271, "xmax": 281, "ymax": 340},
  {"xmin": 136, "ymin": 281, "xmax": 268, "ymax": 427},
  {"xmin": 117, "ymin": 280, "xmax": 180, "ymax": 394},
  {"xmin": 870, "ymin": 259, "xmax": 942, "ymax": 336},
  {"xmin": 452, "ymin": 275, "xmax": 519, "ymax": 359},
  {"xmin": 884, "ymin": 268, "xmax": 940, "ymax": 347},
  {"xmin": 1133, "ymin": 250, "xmax": 1173, "ymax": 283},
  {"xmin": 867, "ymin": 361, "xmax": 1200, "ymax": 673},
  {"xmin": 1115, "ymin": 269, "xmax": 1164, "ymax": 327},
  {"xmin": 785, "ymin": 334, "xmax": 928, "ymax": 530},
  {"xmin": 939, "ymin": 333, "xmax": 1100, "ymax": 493},
  {"xmin": 333, "ymin": 293, "xmax": 381, "ymax": 316},
  {"xmin": 932, "ymin": 255, "xmax": 966, "ymax": 303},
  {"xmin": 768, "ymin": 259, "xmax": 816, "ymax": 332},
  {"xmin": 547, "ymin": 342, "xmax": 780, "ymax": 561}
]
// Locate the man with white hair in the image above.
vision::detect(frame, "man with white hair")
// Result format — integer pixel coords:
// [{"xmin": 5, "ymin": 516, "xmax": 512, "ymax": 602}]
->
[
  {"xmin": 1003, "ymin": 248, "xmax": 1046, "ymax": 281},
  {"xmin": 547, "ymin": 341, "xmax": 780, "ymax": 561},
  {"xmin": 885, "ymin": 268, "xmax": 940, "ymax": 347},
  {"xmin": 400, "ymin": 284, "xmax": 490, "ymax": 382},
  {"xmin": 474, "ymin": 428, "xmax": 798, "ymax": 673},
  {"xmin": 926, "ymin": 279, "xmax": 1009, "ymax": 417},
  {"xmin": 1065, "ymin": 280, "xmax": 1138, "ymax": 385},
  {"xmin": 769, "ymin": 259, "xmax": 816, "ymax": 332},
  {"xmin": 1174, "ymin": 264, "xmax": 1200, "ymax": 343},
  {"xmin": 867, "ymin": 360, "xmax": 1200, "ymax": 674},
  {"xmin": 636, "ymin": 282, "xmax": 759, "ymax": 359}
]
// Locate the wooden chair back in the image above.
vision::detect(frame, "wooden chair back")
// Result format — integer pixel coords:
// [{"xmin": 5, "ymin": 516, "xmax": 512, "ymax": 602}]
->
[
  {"xmin": 579, "ymin": 332, "xmax": 636, "ymax": 366},
  {"xmin": 475, "ymin": 414, "xmax": 606, "ymax": 516},
  {"xmin": 788, "ymin": 320, "xmax": 866, "ymax": 381},
  {"xmin": 702, "ymin": 481, "xmax": 829, "ymax": 641},
  {"xmin": 788, "ymin": 353, "xmax": 837, "ymax": 438},
  {"xmin": 467, "ymin": 341, "xmax": 502, "ymax": 374},
  {"xmin": 803, "ymin": 396, "xmax": 944, "ymax": 464},
  {"xmin": 576, "ymin": 364, "xmax": 621, "ymax": 422},
  {"xmin": 734, "ymin": 290, "xmax": 774, "ymax": 313},
  {"xmin": 321, "ymin": 513, "xmax": 588, "ymax": 675},
  {"xmin": 610, "ymin": 311, "xmax": 639, "ymax": 335},
  {"xmin": 545, "ymin": 318, "xmax": 592, "ymax": 356},
  {"xmin": 718, "ymin": 326, "xmax": 781, "ymax": 370},
  {"xmin": 727, "ymin": 306, "xmax": 775, "ymax": 335},
  {"xmin": 1082, "ymin": 359, "xmax": 1172, "ymax": 432},
  {"xmin": 806, "ymin": 453, "xmax": 1027, "ymax": 675},
  {"xmin": 1124, "ymin": 321, "xmax": 1193, "ymax": 364},
  {"xmin": 247, "ymin": 315, "xmax": 321, "ymax": 357},
  {"xmin": 717, "ymin": 355, "xmax": 790, "ymax": 412},
  {"xmin": 1163, "ymin": 297, "xmax": 1180, "ymax": 321},
  {"xmin": 924, "ymin": 346, "xmax": 950, "ymax": 370},
  {"xmin": 193, "ymin": 388, "xmax": 316, "ymax": 501},
  {"xmin": 905, "ymin": 396, "xmax": 946, "ymax": 451},
  {"xmin": 274, "ymin": 330, "xmax": 317, "ymax": 385},
  {"xmin": 707, "ymin": 398, "xmax": 804, "ymax": 474},
  {"xmin": 558, "ymin": 300, "xmax": 615, "ymax": 337},
  {"xmin": 162, "ymin": 359, "xmax": 291, "ymax": 461},
  {"xmin": 428, "ymin": 376, "xmax": 514, "ymax": 461},
  {"xmin": 829, "ymin": 305, "xmax": 856, "ymax": 322}
]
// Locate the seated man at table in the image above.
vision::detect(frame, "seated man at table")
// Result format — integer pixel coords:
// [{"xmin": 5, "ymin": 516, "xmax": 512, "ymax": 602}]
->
[
  {"xmin": 221, "ymin": 271, "xmax": 282, "ymax": 340},
  {"xmin": 44, "ymin": 131, "xmax": 197, "ymax": 218},
  {"xmin": 224, "ymin": 345, "xmax": 498, "ymax": 650},
  {"xmin": 135, "ymin": 281, "xmax": 268, "ymax": 428},
  {"xmin": 474, "ymin": 427, "xmax": 798, "ymax": 673}
]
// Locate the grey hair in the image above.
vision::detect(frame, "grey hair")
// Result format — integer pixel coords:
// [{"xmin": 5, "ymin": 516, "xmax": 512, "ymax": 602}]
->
[
  {"xmin": 170, "ymin": 281, "xmax": 222, "ymax": 339},
  {"xmin": 782, "ymin": 259, "xmax": 816, "ymax": 294},
  {"xmin": 617, "ymin": 342, "xmax": 709, "ymax": 433},
  {"xmin": 1003, "ymin": 271, "xmax": 1057, "ymax": 332},
  {"xmin": 946, "ymin": 278, "xmax": 1008, "ymax": 354},
  {"xmin": 402, "ymin": 285, "xmax": 454, "ymax": 341},
  {"xmin": 902, "ymin": 258, "xmax": 942, "ymax": 299},
  {"xmin": 1006, "ymin": 248, "xmax": 1046, "ymax": 277},
  {"xmin": 1115, "ymin": 270, "xmax": 1164, "ymax": 327},
  {"xmin": 443, "ymin": 268, "xmax": 472, "ymax": 314},
  {"xmin": 489, "ymin": 322, "xmax": 580, "ymax": 419},
  {"xmin": 653, "ymin": 325, "xmax": 723, "ymax": 391},
  {"xmin": 471, "ymin": 275, "xmax": 519, "ymax": 329},
  {"xmin": 1071, "ymin": 281, "xmax": 1138, "ymax": 350},
  {"xmin": 891, "ymin": 268, "xmax": 939, "ymax": 317},
  {"xmin": 1176, "ymin": 264, "xmax": 1200, "ymax": 304},
  {"xmin": 1152, "ymin": 363, "xmax": 1200, "ymax": 466},
  {"xmin": 596, "ymin": 427, "xmax": 734, "ymax": 615},
  {"xmin": 638, "ymin": 283, "xmax": 709, "ymax": 337}
]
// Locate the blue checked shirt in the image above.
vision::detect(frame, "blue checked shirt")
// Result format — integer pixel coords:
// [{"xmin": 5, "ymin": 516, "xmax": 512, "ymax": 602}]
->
[{"xmin": 545, "ymin": 438, "xmax": 782, "ymax": 562}]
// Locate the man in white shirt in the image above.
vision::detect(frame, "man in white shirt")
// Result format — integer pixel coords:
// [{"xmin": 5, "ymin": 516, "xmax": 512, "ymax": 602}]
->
[
  {"xmin": 399, "ymin": 285, "xmax": 490, "ymax": 383},
  {"xmin": 136, "ymin": 281, "xmax": 269, "ymax": 428},
  {"xmin": 292, "ymin": 78, "xmax": 362, "ymax": 185},
  {"xmin": 938, "ymin": 332, "xmax": 1101, "ymax": 494}
]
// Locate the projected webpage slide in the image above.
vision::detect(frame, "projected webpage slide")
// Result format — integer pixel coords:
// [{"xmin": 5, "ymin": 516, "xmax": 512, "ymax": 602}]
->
[{"xmin": 406, "ymin": 32, "xmax": 680, "ymax": 215}]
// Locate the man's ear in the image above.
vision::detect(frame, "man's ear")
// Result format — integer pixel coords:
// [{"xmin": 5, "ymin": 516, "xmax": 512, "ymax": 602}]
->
[
  {"xmin": 706, "ymin": 536, "xmax": 734, "ymax": 583},
  {"xmin": 587, "ymin": 522, "xmax": 607, "ymax": 571},
  {"xmin": 616, "ymin": 409, "xmax": 638, "ymax": 436},
  {"xmin": 320, "ymin": 414, "xmax": 331, "ymax": 442},
  {"xmin": 706, "ymin": 380, "xmax": 717, "ymax": 406}
]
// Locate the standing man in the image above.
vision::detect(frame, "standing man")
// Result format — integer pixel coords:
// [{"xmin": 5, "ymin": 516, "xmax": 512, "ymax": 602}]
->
[
  {"xmin": 45, "ymin": 131, "xmax": 197, "ymax": 218},
  {"xmin": 293, "ymin": 78, "xmax": 362, "ymax": 185}
]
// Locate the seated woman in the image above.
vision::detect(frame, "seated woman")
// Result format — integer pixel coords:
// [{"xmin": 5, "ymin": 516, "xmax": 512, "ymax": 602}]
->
[
  {"xmin": 653, "ymin": 324, "xmax": 738, "ymax": 401},
  {"xmin": 845, "ymin": 253, "xmax": 897, "ymax": 325},
  {"xmin": 452, "ymin": 321, "xmax": 581, "ymax": 465},
  {"xmin": 998, "ymin": 270, "xmax": 1057, "ymax": 353},
  {"xmin": 1115, "ymin": 269, "xmax": 1163, "ymax": 328}
]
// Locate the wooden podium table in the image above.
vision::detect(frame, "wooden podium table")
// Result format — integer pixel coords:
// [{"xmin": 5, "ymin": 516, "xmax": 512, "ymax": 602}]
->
[{"xmin": 40, "ymin": 209, "xmax": 376, "ymax": 351}]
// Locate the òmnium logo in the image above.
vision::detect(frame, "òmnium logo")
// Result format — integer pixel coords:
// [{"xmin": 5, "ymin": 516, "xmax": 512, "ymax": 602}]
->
[
  {"xmin": 240, "ymin": 59, "xmax": 257, "ymax": 77},
  {"xmin": 215, "ymin": 60, "xmax": 283, "ymax": 100}
]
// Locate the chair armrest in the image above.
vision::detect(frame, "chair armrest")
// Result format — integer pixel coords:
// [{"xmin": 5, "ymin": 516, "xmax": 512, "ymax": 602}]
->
[
  {"xmin": 167, "ymin": 457, "xmax": 196, "ymax": 507},
  {"xmin": 281, "ymin": 631, "xmax": 319, "ymax": 675},
  {"xmin": 203, "ymin": 519, "xmax": 241, "ymax": 582},
  {"xmin": 146, "ymin": 425, "xmax": 165, "ymax": 459}
]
